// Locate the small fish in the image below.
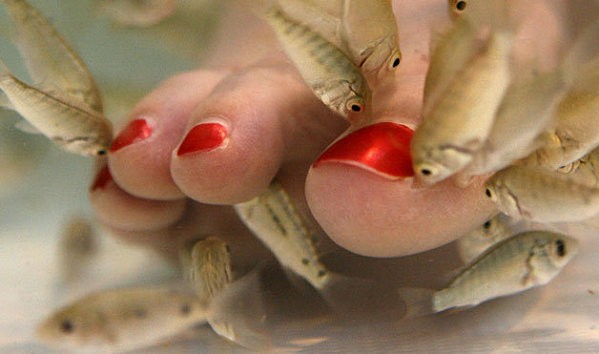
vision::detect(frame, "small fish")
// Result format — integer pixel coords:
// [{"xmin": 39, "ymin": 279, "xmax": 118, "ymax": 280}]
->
[
  {"xmin": 58, "ymin": 216, "xmax": 97, "ymax": 283},
  {"xmin": 275, "ymin": 0, "xmax": 401, "ymax": 86},
  {"xmin": 404, "ymin": 231, "xmax": 578, "ymax": 315},
  {"xmin": 179, "ymin": 236, "xmax": 232, "ymax": 307},
  {"xmin": 3, "ymin": 0, "xmax": 104, "ymax": 113},
  {"xmin": 0, "ymin": 59, "xmax": 112, "ymax": 156},
  {"xmin": 412, "ymin": 0, "xmax": 515, "ymax": 184},
  {"xmin": 485, "ymin": 165, "xmax": 599, "ymax": 222},
  {"xmin": 36, "ymin": 287, "xmax": 208, "ymax": 353},
  {"xmin": 455, "ymin": 214, "xmax": 512, "ymax": 264},
  {"xmin": 261, "ymin": 5, "xmax": 371, "ymax": 120},
  {"xmin": 98, "ymin": 0, "xmax": 177, "ymax": 28},
  {"xmin": 234, "ymin": 180, "xmax": 330, "ymax": 290},
  {"xmin": 457, "ymin": 68, "xmax": 567, "ymax": 181},
  {"xmin": 527, "ymin": 20, "xmax": 599, "ymax": 169}
]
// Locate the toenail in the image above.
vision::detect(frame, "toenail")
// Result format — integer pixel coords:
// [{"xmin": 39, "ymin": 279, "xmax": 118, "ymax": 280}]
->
[
  {"xmin": 177, "ymin": 122, "xmax": 228, "ymax": 156},
  {"xmin": 313, "ymin": 122, "xmax": 414, "ymax": 179},
  {"xmin": 110, "ymin": 118, "xmax": 153, "ymax": 152},
  {"xmin": 90, "ymin": 165, "xmax": 112, "ymax": 191}
]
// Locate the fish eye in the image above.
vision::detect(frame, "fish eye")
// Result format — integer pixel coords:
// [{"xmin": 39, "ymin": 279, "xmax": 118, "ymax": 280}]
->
[
  {"xmin": 555, "ymin": 239, "xmax": 566, "ymax": 257},
  {"xmin": 483, "ymin": 220, "xmax": 492, "ymax": 230},
  {"xmin": 97, "ymin": 149, "xmax": 107, "ymax": 156},
  {"xmin": 387, "ymin": 50, "xmax": 402, "ymax": 70},
  {"xmin": 60, "ymin": 319, "xmax": 74, "ymax": 334},
  {"xmin": 346, "ymin": 99, "xmax": 364, "ymax": 113},
  {"xmin": 455, "ymin": 1, "xmax": 467, "ymax": 11},
  {"xmin": 180, "ymin": 303, "xmax": 191, "ymax": 316},
  {"xmin": 420, "ymin": 168, "xmax": 433, "ymax": 176},
  {"xmin": 485, "ymin": 188, "xmax": 493, "ymax": 198}
]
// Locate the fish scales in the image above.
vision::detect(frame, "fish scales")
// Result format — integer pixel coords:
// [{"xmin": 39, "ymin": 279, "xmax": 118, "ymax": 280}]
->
[
  {"xmin": 486, "ymin": 165, "xmax": 599, "ymax": 222},
  {"xmin": 36, "ymin": 287, "xmax": 207, "ymax": 352},
  {"xmin": 0, "ymin": 72, "xmax": 111, "ymax": 155},
  {"xmin": 3, "ymin": 0, "xmax": 104, "ymax": 113},
  {"xmin": 434, "ymin": 231, "xmax": 578, "ymax": 312},
  {"xmin": 264, "ymin": 6, "xmax": 369, "ymax": 118},
  {"xmin": 234, "ymin": 180, "xmax": 330, "ymax": 290},
  {"xmin": 412, "ymin": 30, "xmax": 514, "ymax": 184}
]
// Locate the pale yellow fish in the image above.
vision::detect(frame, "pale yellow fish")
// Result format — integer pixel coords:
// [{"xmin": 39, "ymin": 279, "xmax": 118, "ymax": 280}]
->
[
  {"xmin": 433, "ymin": 231, "xmax": 577, "ymax": 313},
  {"xmin": 58, "ymin": 215, "xmax": 97, "ymax": 283},
  {"xmin": 262, "ymin": 5, "xmax": 371, "ymax": 120},
  {"xmin": 458, "ymin": 68, "xmax": 567, "ymax": 181},
  {"xmin": 36, "ymin": 287, "xmax": 208, "ymax": 353},
  {"xmin": 234, "ymin": 180, "xmax": 330, "ymax": 290},
  {"xmin": 412, "ymin": 0, "xmax": 516, "ymax": 184},
  {"xmin": 275, "ymin": 0, "xmax": 401, "ymax": 86},
  {"xmin": 527, "ymin": 20, "xmax": 599, "ymax": 169},
  {"xmin": 413, "ymin": 36, "xmax": 514, "ymax": 184},
  {"xmin": 0, "ymin": 59, "xmax": 112, "ymax": 156},
  {"xmin": 531, "ymin": 60, "xmax": 599, "ymax": 169},
  {"xmin": 456, "ymin": 214, "xmax": 512, "ymax": 264},
  {"xmin": 179, "ymin": 236, "xmax": 232, "ymax": 307},
  {"xmin": 485, "ymin": 165, "xmax": 599, "ymax": 222},
  {"xmin": 3, "ymin": 0, "xmax": 104, "ymax": 113},
  {"xmin": 98, "ymin": 0, "xmax": 177, "ymax": 28}
]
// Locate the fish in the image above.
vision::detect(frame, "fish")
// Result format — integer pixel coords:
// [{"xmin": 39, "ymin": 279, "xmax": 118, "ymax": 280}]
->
[
  {"xmin": 36, "ymin": 287, "xmax": 208, "ymax": 353},
  {"xmin": 403, "ymin": 230, "xmax": 578, "ymax": 315},
  {"xmin": 455, "ymin": 214, "xmax": 512, "ymax": 264},
  {"xmin": 179, "ymin": 236, "xmax": 233, "ymax": 307},
  {"xmin": 261, "ymin": 5, "xmax": 371, "ymax": 120},
  {"xmin": 411, "ymin": 0, "xmax": 516, "ymax": 184},
  {"xmin": 526, "ymin": 20, "xmax": 599, "ymax": 170},
  {"xmin": 274, "ymin": 0, "xmax": 401, "ymax": 86},
  {"xmin": 234, "ymin": 180, "xmax": 331, "ymax": 290},
  {"xmin": 97, "ymin": 0, "xmax": 177, "ymax": 28},
  {"xmin": 485, "ymin": 165, "xmax": 599, "ymax": 222},
  {"xmin": 0, "ymin": 59, "xmax": 112, "ymax": 156},
  {"xmin": 457, "ymin": 68, "xmax": 567, "ymax": 182},
  {"xmin": 58, "ymin": 215, "xmax": 97, "ymax": 283},
  {"xmin": 3, "ymin": 0, "xmax": 104, "ymax": 113}
]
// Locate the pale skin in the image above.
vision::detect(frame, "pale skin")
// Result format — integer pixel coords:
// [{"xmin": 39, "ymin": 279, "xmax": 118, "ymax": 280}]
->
[{"xmin": 90, "ymin": 0, "xmax": 568, "ymax": 259}]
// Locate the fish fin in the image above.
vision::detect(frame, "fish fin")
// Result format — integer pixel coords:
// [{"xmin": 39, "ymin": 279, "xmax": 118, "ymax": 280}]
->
[
  {"xmin": 14, "ymin": 120, "xmax": 41, "ymax": 135},
  {"xmin": 207, "ymin": 263, "xmax": 272, "ymax": 351},
  {"xmin": 397, "ymin": 287, "xmax": 436, "ymax": 318},
  {"xmin": 562, "ymin": 19, "xmax": 599, "ymax": 87}
]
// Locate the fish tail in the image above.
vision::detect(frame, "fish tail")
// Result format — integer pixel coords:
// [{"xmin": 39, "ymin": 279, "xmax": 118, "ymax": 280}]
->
[
  {"xmin": 397, "ymin": 287, "xmax": 436, "ymax": 318},
  {"xmin": 562, "ymin": 19, "xmax": 599, "ymax": 87}
]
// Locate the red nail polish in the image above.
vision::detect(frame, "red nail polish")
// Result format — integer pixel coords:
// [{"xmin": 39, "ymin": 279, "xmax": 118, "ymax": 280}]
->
[
  {"xmin": 110, "ymin": 119, "xmax": 152, "ymax": 152},
  {"xmin": 177, "ymin": 123, "xmax": 228, "ymax": 156},
  {"xmin": 313, "ymin": 122, "xmax": 414, "ymax": 179},
  {"xmin": 90, "ymin": 165, "xmax": 112, "ymax": 191}
]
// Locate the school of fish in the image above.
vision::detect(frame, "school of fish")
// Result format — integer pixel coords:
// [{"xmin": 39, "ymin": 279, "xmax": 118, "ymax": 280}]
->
[{"xmin": 1, "ymin": 0, "xmax": 594, "ymax": 352}]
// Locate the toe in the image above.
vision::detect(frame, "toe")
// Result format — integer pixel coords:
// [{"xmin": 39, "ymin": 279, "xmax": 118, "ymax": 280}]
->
[
  {"xmin": 108, "ymin": 69, "xmax": 229, "ymax": 200},
  {"xmin": 171, "ymin": 59, "xmax": 346, "ymax": 204}
]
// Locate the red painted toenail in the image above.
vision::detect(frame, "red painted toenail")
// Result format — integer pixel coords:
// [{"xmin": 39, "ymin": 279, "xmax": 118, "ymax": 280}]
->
[
  {"xmin": 177, "ymin": 123, "xmax": 228, "ymax": 156},
  {"xmin": 110, "ymin": 119, "xmax": 152, "ymax": 152},
  {"xmin": 313, "ymin": 122, "xmax": 414, "ymax": 179},
  {"xmin": 90, "ymin": 165, "xmax": 112, "ymax": 191}
]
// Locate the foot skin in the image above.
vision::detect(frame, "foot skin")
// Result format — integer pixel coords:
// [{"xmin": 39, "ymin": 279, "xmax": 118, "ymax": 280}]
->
[{"xmin": 91, "ymin": 0, "xmax": 564, "ymax": 258}]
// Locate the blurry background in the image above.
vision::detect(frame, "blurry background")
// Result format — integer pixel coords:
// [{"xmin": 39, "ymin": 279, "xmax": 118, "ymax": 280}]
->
[{"xmin": 0, "ymin": 0, "xmax": 598, "ymax": 352}]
